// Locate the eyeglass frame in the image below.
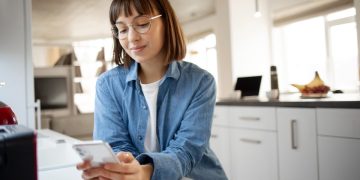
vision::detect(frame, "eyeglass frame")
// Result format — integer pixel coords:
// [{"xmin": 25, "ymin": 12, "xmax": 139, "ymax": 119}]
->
[{"xmin": 112, "ymin": 14, "xmax": 162, "ymax": 40}]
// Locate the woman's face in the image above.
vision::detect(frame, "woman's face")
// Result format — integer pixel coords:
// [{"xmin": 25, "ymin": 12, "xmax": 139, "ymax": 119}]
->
[{"xmin": 116, "ymin": 7, "xmax": 165, "ymax": 65}]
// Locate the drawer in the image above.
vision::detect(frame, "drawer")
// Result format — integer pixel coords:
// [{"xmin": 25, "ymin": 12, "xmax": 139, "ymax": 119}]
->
[
  {"xmin": 229, "ymin": 128, "xmax": 278, "ymax": 180},
  {"xmin": 228, "ymin": 106, "xmax": 276, "ymax": 130},
  {"xmin": 213, "ymin": 105, "xmax": 229, "ymax": 126},
  {"xmin": 317, "ymin": 108, "xmax": 360, "ymax": 138}
]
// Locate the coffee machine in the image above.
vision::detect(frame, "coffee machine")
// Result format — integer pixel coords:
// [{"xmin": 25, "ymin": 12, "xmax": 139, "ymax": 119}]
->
[
  {"xmin": 0, "ymin": 101, "xmax": 18, "ymax": 125},
  {"xmin": 0, "ymin": 125, "xmax": 37, "ymax": 180},
  {"xmin": 0, "ymin": 101, "xmax": 37, "ymax": 180}
]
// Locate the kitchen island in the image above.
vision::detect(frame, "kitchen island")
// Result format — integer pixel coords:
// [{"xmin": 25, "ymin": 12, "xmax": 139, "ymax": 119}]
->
[
  {"xmin": 216, "ymin": 92, "xmax": 360, "ymax": 108},
  {"xmin": 211, "ymin": 93, "xmax": 360, "ymax": 180}
]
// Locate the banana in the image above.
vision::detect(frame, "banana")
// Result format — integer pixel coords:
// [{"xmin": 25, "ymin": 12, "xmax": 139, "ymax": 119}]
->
[
  {"xmin": 291, "ymin": 84, "xmax": 305, "ymax": 91},
  {"xmin": 291, "ymin": 71, "xmax": 330, "ymax": 94},
  {"xmin": 306, "ymin": 71, "xmax": 324, "ymax": 88}
]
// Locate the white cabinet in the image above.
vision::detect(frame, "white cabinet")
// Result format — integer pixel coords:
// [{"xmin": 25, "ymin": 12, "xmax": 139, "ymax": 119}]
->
[
  {"xmin": 210, "ymin": 126, "xmax": 231, "ymax": 178},
  {"xmin": 214, "ymin": 105, "xmax": 360, "ymax": 180},
  {"xmin": 317, "ymin": 108, "xmax": 360, "ymax": 180},
  {"xmin": 211, "ymin": 106, "xmax": 278, "ymax": 180},
  {"xmin": 211, "ymin": 106, "xmax": 231, "ymax": 178},
  {"xmin": 230, "ymin": 128, "xmax": 278, "ymax": 180},
  {"xmin": 318, "ymin": 136, "xmax": 360, "ymax": 180},
  {"xmin": 228, "ymin": 106, "xmax": 278, "ymax": 180},
  {"xmin": 228, "ymin": 106, "xmax": 276, "ymax": 131},
  {"xmin": 277, "ymin": 108, "xmax": 318, "ymax": 180},
  {"xmin": 317, "ymin": 108, "xmax": 360, "ymax": 138}
]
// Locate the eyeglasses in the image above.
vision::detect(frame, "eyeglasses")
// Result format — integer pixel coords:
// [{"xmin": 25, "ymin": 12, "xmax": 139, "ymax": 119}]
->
[{"xmin": 112, "ymin": 14, "xmax": 162, "ymax": 40}]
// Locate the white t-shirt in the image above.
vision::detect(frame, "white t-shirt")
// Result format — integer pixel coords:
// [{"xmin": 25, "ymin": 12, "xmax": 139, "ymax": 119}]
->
[
  {"xmin": 141, "ymin": 78, "xmax": 193, "ymax": 180},
  {"xmin": 140, "ymin": 79, "xmax": 161, "ymax": 153}
]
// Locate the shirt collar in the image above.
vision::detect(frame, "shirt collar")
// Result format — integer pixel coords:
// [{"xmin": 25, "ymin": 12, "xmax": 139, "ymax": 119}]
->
[
  {"xmin": 125, "ymin": 60, "xmax": 180, "ymax": 84},
  {"xmin": 125, "ymin": 61, "xmax": 138, "ymax": 83}
]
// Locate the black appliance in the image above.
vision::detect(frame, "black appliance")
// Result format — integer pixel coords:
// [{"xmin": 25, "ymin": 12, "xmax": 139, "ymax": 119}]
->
[{"xmin": 0, "ymin": 125, "xmax": 37, "ymax": 180}]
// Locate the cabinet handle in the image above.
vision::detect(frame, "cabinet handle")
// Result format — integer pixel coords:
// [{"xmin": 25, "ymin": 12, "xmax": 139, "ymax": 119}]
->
[
  {"xmin": 291, "ymin": 119, "xmax": 298, "ymax": 149},
  {"xmin": 211, "ymin": 134, "xmax": 218, "ymax": 139},
  {"xmin": 240, "ymin": 138, "xmax": 262, "ymax": 144},
  {"xmin": 238, "ymin": 116, "xmax": 260, "ymax": 121}
]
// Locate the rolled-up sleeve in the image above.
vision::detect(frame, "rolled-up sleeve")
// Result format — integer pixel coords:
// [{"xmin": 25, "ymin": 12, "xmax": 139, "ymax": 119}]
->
[{"xmin": 137, "ymin": 74, "xmax": 216, "ymax": 179}]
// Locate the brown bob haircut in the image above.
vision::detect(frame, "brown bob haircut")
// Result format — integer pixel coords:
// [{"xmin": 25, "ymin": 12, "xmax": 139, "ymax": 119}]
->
[{"xmin": 109, "ymin": 0, "xmax": 186, "ymax": 68}]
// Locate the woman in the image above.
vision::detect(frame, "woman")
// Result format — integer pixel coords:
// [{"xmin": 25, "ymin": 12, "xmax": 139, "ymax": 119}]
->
[{"xmin": 77, "ymin": 0, "xmax": 227, "ymax": 179}]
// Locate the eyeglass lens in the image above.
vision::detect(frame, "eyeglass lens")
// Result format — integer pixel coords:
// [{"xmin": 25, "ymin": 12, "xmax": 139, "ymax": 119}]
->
[{"xmin": 114, "ymin": 16, "xmax": 152, "ymax": 39}]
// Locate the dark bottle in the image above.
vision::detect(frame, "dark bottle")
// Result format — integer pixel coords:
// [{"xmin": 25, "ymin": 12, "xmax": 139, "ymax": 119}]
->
[{"xmin": 270, "ymin": 66, "xmax": 279, "ymax": 90}]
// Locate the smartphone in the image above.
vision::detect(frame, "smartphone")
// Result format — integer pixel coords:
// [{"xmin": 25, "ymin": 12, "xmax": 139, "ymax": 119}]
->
[{"xmin": 72, "ymin": 141, "xmax": 119, "ymax": 167}]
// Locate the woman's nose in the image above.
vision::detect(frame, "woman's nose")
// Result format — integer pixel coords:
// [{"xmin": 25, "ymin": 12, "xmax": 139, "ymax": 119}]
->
[{"xmin": 127, "ymin": 26, "xmax": 141, "ymax": 42}]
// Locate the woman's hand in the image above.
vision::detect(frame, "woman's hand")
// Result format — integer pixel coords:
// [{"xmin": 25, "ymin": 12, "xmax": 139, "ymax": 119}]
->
[{"xmin": 76, "ymin": 152, "xmax": 153, "ymax": 180}]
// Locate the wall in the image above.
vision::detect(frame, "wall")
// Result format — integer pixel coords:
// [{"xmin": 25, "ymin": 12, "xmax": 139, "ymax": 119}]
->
[
  {"xmin": 355, "ymin": 0, "xmax": 360, "ymax": 80},
  {"xmin": 228, "ymin": 0, "xmax": 272, "ymax": 92},
  {"xmin": 182, "ymin": 0, "xmax": 234, "ymax": 99},
  {"xmin": 182, "ymin": 0, "xmax": 272, "ymax": 98},
  {"xmin": 0, "ymin": 0, "xmax": 35, "ymax": 128}
]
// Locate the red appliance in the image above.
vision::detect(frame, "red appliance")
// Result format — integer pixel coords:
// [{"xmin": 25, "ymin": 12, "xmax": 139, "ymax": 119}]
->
[{"xmin": 0, "ymin": 101, "xmax": 18, "ymax": 125}]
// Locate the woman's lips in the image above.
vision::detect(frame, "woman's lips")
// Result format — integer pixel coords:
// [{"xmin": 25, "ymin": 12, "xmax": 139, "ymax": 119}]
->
[{"xmin": 130, "ymin": 45, "xmax": 146, "ymax": 53}]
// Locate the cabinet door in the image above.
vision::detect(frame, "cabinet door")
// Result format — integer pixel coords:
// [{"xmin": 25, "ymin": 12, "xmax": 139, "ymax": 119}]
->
[
  {"xmin": 213, "ymin": 106, "xmax": 229, "ymax": 126},
  {"xmin": 318, "ymin": 136, "xmax": 360, "ymax": 180},
  {"xmin": 277, "ymin": 108, "xmax": 318, "ymax": 180},
  {"xmin": 230, "ymin": 128, "xmax": 278, "ymax": 180},
  {"xmin": 210, "ymin": 126, "xmax": 231, "ymax": 178}
]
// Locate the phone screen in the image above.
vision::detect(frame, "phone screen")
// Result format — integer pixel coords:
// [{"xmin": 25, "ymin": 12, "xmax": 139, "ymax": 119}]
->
[{"xmin": 73, "ymin": 141, "xmax": 119, "ymax": 167}]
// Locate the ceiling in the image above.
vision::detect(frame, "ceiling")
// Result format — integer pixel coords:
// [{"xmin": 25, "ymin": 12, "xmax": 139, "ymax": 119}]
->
[{"xmin": 32, "ymin": 0, "xmax": 215, "ymax": 43}]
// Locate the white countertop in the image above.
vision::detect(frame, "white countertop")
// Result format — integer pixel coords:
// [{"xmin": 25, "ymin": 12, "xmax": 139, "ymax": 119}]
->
[{"xmin": 37, "ymin": 129, "xmax": 82, "ymax": 180}]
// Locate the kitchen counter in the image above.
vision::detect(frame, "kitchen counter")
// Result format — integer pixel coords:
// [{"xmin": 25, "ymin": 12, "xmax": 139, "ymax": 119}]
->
[{"xmin": 216, "ymin": 93, "xmax": 360, "ymax": 108}]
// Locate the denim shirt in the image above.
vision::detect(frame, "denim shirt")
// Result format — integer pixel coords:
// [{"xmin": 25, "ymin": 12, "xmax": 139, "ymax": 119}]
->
[{"xmin": 93, "ymin": 60, "xmax": 227, "ymax": 180}]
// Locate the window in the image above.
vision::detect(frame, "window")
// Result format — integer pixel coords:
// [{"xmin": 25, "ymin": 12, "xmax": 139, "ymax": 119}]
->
[
  {"xmin": 73, "ymin": 33, "xmax": 220, "ymax": 109},
  {"xmin": 273, "ymin": 8, "xmax": 358, "ymax": 92},
  {"xmin": 72, "ymin": 38, "xmax": 113, "ymax": 113},
  {"xmin": 184, "ymin": 33, "xmax": 218, "ymax": 93}
]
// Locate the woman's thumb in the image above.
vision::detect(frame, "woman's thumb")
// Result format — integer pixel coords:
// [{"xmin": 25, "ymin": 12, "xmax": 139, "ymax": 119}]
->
[{"xmin": 117, "ymin": 152, "xmax": 134, "ymax": 163}]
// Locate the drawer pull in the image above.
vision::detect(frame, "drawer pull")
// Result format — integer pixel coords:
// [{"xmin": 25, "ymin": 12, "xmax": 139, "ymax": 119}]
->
[
  {"xmin": 240, "ymin": 138, "xmax": 262, "ymax": 144},
  {"xmin": 211, "ymin": 134, "xmax": 218, "ymax": 139},
  {"xmin": 238, "ymin": 117, "xmax": 260, "ymax": 121},
  {"xmin": 291, "ymin": 119, "xmax": 298, "ymax": 149}
]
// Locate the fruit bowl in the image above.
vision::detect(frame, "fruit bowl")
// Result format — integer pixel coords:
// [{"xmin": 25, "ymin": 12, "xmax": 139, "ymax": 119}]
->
[
  {"xmin": 300, "ymin": 93, "xmax": 328, "ymax": 99},
  {"xmin": 292, "ymin": 71, "xmax": 330, "ymax": 99}
]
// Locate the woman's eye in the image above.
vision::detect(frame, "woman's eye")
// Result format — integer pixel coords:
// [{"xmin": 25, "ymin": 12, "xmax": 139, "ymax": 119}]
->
[
  {"xmin": 118, "ymin": 28, "xmax": 128, "ymax": 34},
  {"xmin": 137, "ymin": 22, "xmax": 150, "ymax": 28}
]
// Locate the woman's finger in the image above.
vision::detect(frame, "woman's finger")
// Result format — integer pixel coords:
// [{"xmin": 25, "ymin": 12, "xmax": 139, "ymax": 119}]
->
[
  {"xmin": 98, "ymin": 177, "xmax": 111, "ymax": 180},
  {"xmin": 82, "ymin": 167, "xmax": 109, "ymax": 179},
  {"xmin": 83, "ymin": 167, "xmax": 129, "ymax": 180},
  {"xmin": 103, "ymin": 153, "xmax": 139, "ymax": 174},
  {"xmin": 76, "ymin": 160, "xmax": 92, "ymax": 171}
]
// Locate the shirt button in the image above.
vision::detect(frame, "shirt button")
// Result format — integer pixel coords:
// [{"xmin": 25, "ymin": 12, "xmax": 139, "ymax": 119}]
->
[
  {"xmin": 138, "ymin": 136, "xmax": 143, "ymax": 140},
  {"xmin": 142, "ymin": 105, "xmax": 146, "ymax": 109}
]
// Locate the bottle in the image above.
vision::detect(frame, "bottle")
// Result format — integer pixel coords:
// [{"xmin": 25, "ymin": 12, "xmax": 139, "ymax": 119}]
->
[
  {"xmin": 269, "ymin": 66, "xmax": 279, "ymax": 99},
  {"xmin": 270, "ymin": 66, "xmax": 279, "ymax": 90}
]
